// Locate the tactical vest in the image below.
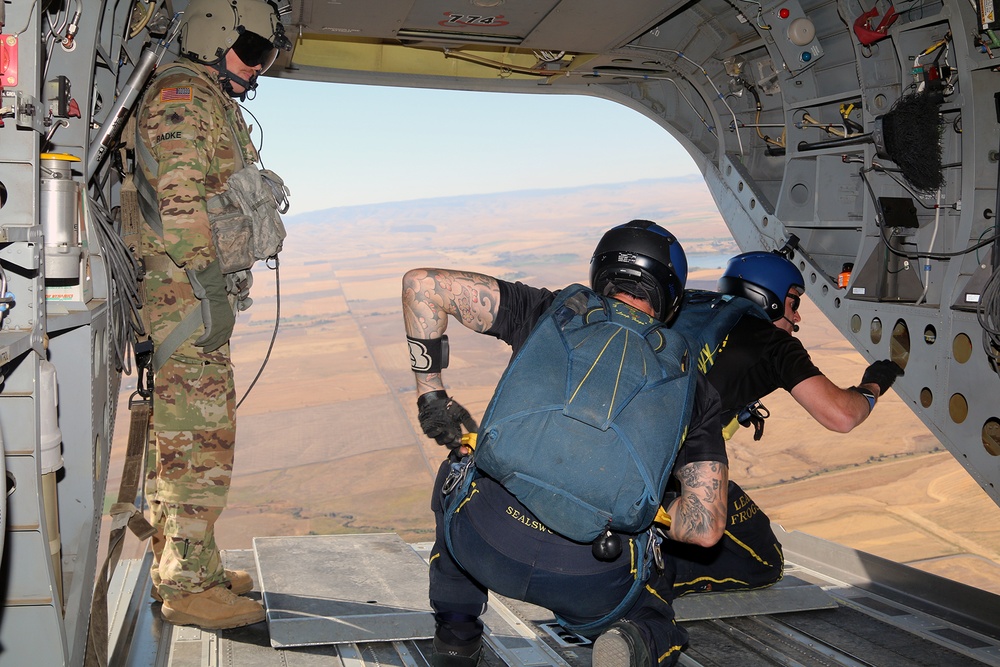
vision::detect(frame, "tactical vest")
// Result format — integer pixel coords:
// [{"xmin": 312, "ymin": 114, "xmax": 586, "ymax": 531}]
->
[
  {"xmin": 471, "ymin": 284, "xmax": 697, "ymax": 544},
  {"xmin": 133, "ymin": 63, "xmax": 287, "ymax": 275}
]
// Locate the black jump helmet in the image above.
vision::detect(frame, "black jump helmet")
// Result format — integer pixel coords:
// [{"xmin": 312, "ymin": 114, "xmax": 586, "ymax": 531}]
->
[{"xmin": 589, "ymin": 219, "xmax": 688, "ymax": 324}]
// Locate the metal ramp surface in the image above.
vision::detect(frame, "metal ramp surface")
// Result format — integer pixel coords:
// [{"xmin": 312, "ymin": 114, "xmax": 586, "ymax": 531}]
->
[
  {"xmin": 672, "ymin": 575, "xmax": 837, "ymax": 621},
  {"xmin": 109, "ymin": 529, "xmax": 1000, "ymax": 666},
  {"xmin": 252, "ymin": 533, "xmax": 836, "ymax": 652},
  {"xmin": 254, "ymin": 533, "xmax": 436, "ymax": 648}
]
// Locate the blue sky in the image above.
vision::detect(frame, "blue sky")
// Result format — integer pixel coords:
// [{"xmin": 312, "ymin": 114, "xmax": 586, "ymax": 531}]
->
[{"xmin": 243, "ymin": 77, "xmax": 700, "ymax": 215}]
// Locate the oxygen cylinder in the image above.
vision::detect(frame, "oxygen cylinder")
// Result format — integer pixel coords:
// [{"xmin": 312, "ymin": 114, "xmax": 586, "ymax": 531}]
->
[{"xmin": 39, "ymin": 153, "xmax": 82, "ymax": 282}]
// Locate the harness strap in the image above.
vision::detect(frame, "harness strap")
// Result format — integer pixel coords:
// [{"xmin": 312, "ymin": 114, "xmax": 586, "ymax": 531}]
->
[
  {"xmin": 141, "ymin": 253, "xmax": 175, "ymax": 272},
  {"xmin": 139, "ymin": 254, "xmax": 206, "ymax": 370},
  {"xmin": 152, "ymin": 307, "xmax": 204, "ymax": 372},
  {"xmin": 555, "ymin": 529, "xmax": 655, "ymax": 636},
  {"xmin": 133, "ymin": 136, "xmax": 163, "ymax": 239}
]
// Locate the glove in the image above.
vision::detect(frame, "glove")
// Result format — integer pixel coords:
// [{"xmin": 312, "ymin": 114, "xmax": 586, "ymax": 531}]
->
[
  {"xmin": 187, "ymin": 261, "xmax": 236, "ymax": 353},
  {"xmin": 861, "ymin": 359, "xmax": 904, "ymax": 395},
  {"xmin": 417, "ymin": 390, "xmax": 478, "ymax": 447},
  {"xmin": 226, "ymin": 269, "xmax": 254, "ymax": 312}
]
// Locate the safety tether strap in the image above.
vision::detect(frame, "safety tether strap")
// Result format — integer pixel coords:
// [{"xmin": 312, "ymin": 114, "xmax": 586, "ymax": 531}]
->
[
  {"xmin": 84, "ymin": 398, "xmax": 157, "ymax": 667},
  {"xmin": 151, "ymin": 306, "xmax": 203, "ymax": 372}
]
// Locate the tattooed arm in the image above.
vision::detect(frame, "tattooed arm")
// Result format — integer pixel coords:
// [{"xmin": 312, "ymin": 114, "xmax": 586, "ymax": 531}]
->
[
  {"xmin": 401, "ymin": 268, "xmax": 502, "ymax": 395},
  {"xmin": 663, "ymin": 460, "xmax": 728, "ymax": 547}
]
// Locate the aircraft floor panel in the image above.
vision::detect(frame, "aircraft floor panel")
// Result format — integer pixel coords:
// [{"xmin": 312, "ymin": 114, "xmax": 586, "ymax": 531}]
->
[
  {"xmin": 253, "ymin": 533, "xmax": 436, "ymax": 648},
  {"xmin": 672, "ymin": 576, "xmax": 837, "ymax": 621},
  {"xmin": 112, "ymin": 533, "xmax": 1000, "ymax": 666}
]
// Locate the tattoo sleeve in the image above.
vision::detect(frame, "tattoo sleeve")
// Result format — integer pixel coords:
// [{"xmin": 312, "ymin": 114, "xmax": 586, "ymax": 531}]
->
[
  {"xmin": 401, "ymin": 268, "xmax": 501, "ymax": 394},
  {"xmin": 666, "ymin": 460, "xmax": 729, "ymax": 545}
]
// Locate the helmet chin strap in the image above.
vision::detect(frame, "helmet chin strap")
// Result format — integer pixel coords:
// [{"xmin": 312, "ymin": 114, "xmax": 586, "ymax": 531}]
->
[{"xmin": 215, "ymin": 63, "xmax": 258, "ymax": 101}]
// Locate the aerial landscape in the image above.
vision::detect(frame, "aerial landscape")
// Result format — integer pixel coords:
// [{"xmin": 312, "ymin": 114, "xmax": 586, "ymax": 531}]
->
[{"xmin": 110, "ymin": 177, "xmax": 1000, "ymax": 595}]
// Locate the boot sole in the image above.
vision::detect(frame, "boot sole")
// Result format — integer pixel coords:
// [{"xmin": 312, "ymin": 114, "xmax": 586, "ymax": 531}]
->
[
  {"xmin": 593, "ymin": 629, "xmax": 633, "ymax": 667},
  {"xmin": 160, "ymin": 606, "xmax": 265, "ymax": 630}
]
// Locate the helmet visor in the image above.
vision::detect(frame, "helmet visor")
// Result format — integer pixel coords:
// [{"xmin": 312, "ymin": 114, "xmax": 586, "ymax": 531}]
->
[{"xmin": 232, "ymin": 30, "xmax": 279, "ymax": 72}]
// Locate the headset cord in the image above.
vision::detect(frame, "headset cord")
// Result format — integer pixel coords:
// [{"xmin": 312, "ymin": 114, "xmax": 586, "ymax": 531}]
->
[{"xmin": 237, "ymin": 255, "xmax": 281, "ymax": 409}]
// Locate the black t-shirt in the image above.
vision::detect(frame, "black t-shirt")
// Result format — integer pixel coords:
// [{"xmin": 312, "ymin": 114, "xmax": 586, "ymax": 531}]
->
[
  {"xmin": 706, "ymin": 316, "xmax": 823, "ymax": 420},
  {"xmin": 487, "ymin": 280, "xmax": 727, "ymax": 468}
]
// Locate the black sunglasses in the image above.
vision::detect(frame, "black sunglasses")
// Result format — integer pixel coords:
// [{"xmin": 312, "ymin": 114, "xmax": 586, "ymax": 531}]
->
[{"xmin": 787, "ymin": 293, "xmax": 801, "ymax": 312}]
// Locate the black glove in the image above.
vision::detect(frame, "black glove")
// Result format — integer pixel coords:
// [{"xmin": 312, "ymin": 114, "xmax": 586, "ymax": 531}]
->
[
  {"xmin": 417, "ymin": 390, "xmax": 478, "ymax": 447},
  {"xmin": 187, "ymin": 261, "xmax": 236, "ymax": 352},
  {"xmin": 861, "ymin": 359, "xmax": 904, "ymax": 395}
]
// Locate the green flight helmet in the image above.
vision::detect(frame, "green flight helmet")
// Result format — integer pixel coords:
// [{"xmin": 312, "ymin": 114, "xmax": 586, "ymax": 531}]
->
[{"xmin": 179, "ymin": 0, "xmax": 289, "ymax": 71}]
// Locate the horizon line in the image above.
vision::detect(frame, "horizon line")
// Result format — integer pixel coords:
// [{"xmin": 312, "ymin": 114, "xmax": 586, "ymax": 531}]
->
[{"xmin": 284, "ymin": 174, "xmax": 705, "ymax": 220}]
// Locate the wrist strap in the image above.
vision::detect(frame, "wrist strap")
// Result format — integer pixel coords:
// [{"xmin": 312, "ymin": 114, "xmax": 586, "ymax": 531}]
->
[
  {"xmin": 407, "ymin": 335, "xmax": 449, "ymax": 373},
  {"xmin": 417, "ymin": 390, "xmax": 449, "ymax": 410},
  {"xmin": 849, "ymin": 386, "xmax": 876, "ymax": 413}
]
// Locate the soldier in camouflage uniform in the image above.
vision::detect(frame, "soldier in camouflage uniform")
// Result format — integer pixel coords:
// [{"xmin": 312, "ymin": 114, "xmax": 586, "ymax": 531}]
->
[{"xmin": 135, "ymin": 0, "xmax": 288, "ymax": 630}]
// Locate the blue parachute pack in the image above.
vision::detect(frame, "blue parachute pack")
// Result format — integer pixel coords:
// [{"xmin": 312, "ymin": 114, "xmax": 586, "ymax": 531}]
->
[
  {"xmin": 673, "ymin": 289, "xmax": 770, "ymax": 376},
  {"xmin": 468, "ymin": 283, "xmax": 697, "ymax": 544}
]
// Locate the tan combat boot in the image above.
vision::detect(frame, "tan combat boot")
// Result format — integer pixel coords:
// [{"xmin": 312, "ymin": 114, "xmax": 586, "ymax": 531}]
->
[
  {"xmin": 224, "ymin": 569, "xmax": 254, "ymax": 596},
  {"xmin": 151, "ymin": 568, "xmax": 254, "ymax": 602},
  {"xmin": 161, "ymin": 585, "xmax": 265, "ymax": 630}
]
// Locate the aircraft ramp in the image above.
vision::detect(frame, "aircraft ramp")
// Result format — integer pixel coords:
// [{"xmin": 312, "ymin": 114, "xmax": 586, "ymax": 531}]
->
[{"xmin": 108, "ymin": 527, "xmax": 1000, "ymax": 667}]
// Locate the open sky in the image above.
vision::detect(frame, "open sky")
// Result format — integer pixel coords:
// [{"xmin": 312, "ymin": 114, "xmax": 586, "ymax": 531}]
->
[{"xmin": 241, "ymin": 76, "xmax": 701, "ymax": 215}]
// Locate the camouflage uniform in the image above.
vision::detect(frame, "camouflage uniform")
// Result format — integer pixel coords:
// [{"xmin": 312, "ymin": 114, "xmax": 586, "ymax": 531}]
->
[{"xmin": 137, "ymin": 62, "xmax": 256, "ymax": 601}]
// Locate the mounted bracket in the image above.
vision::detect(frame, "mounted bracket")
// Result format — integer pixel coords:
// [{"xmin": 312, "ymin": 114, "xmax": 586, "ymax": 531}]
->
[
  {"xmin": 767, "ymin": 1, "xmax": 825, "ymax": 73},
  {"xmin": 3, "ymin": 90, "xmax": 45, "ymax": 134}
]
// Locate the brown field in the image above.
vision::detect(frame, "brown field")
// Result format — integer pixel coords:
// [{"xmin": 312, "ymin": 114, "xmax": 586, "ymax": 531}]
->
[{"xmin": 109, "ymin": 178, "xmax": 1000, "ymax": 595}]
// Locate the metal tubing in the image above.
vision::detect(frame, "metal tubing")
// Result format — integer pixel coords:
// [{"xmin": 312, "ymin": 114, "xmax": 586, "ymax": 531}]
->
[{"xmin": 86, "ymin": 47, "xmax": 159, "ymax": 181}]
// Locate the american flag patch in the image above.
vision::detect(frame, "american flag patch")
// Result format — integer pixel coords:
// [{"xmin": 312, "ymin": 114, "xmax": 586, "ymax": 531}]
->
[{"xmin": 160, "ymin": 87, "xmax": 193, "ymax": 102}]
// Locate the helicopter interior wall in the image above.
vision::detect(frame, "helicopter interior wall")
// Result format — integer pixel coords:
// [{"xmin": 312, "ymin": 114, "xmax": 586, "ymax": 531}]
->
[{"xmin": 5, "ymin": 0, "xmax": 1000, "ymax": 664}]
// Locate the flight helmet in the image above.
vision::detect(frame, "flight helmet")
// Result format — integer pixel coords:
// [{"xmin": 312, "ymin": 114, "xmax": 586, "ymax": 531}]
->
[
  {"xmin": 717, "ymin": 251, "xmax": 805, "ymax": 321},
  {"xmin": 179, "ymin": 0, "xmax": 290, "ymax": 73},
  {"xmin": 590, "ymin": 219, "xmax": 688, "ymax": 323}
]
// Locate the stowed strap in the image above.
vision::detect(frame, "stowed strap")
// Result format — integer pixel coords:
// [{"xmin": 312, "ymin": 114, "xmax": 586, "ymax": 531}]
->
[{"xmin": 84, "ymin": 399, "xmax": 156, "ymax": 667}]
